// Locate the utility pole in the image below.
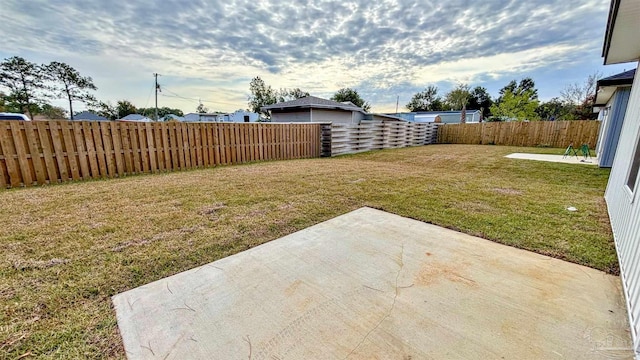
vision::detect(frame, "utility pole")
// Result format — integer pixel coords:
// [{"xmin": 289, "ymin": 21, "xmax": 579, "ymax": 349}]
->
[
  {"xmin": 395, "ymin": 96, "xmax": 399, "ymax": 113},
  {"xmin": 154, "ymin": 73, "xmax": 160, "ymax": 121}
]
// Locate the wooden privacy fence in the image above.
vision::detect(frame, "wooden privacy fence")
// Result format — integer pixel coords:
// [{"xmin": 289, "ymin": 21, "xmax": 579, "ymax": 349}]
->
[
  {"xmin": 324, "ymin": 121, "xmax": 441, "ymax": 157},
  {"xmin": 0, "ymin": 121, "xmax": 321, "ymax": 188},
  {"xmin": 438, "ymin": 120, "xmax": 600, "ymax": 148}
]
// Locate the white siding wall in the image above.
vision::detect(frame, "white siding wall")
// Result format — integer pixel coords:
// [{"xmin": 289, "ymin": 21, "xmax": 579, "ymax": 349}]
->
[
  {"xmin": 312, "ymin": 109, "xmax": 356, "ymax": 124},
  {"xmin": 227, "ymin": 111, "xmax": 260, "ymax": 122},
  {"xmin": 596, "ymin": 103, "xmax": 612, "ymax": 157},
  {"xmin": 271, "ymin": 111, "xmax": 311, "ymax": 122},
  {"xmin": 605, "ymin": 61, "xmax": 640, "ymax": 354},
  {"xmin": 601, "ymin": 88, "xmax": 632, "ymax": 168},
  {"xmin": 270, "ymin": 109, "xmax": 363, "ymax": 124}
]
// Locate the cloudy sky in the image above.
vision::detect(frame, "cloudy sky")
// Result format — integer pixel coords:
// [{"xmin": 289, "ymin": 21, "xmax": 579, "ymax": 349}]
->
[{"xmin": 0, "ymin": 0, "xmax": 634, "ymax": 114}]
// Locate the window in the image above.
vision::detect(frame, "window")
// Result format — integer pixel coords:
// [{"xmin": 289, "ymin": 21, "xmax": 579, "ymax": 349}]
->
[{"xmin": 627, "ymin": 129, "xmax": 640, "ymax": 193}]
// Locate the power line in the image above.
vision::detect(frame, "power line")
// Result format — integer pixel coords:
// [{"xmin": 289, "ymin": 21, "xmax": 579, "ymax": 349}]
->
[
  {"xmin": 140, "ymin": 82, "xmax": 156, "ymax": 118},
  {"xmin": 160, "ymin": 93, "xmax": 199, "ymax": 103},
  {"xmin": 160, "ymin": 85, "xmax": 242, "ymax": 107}
]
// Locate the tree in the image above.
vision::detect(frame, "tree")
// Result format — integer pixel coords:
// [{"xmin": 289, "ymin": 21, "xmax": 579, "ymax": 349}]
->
[
  {"xmin": 138, "ymin": 107, "xmax": 184, "ymax": 119},
  {"xmin": 44, "ymin": 61, "xmax": 97, "ymax": 120},
  {"xmin": 248, "ymin": 76, "xmax": 277, "ymax": 118},
  {"xmin": 444, "ymin": 83, "xmax": 471, "ymax": 110},
  {"xmin": 0, "ymin": 56, "xmax": 46, "ymax": 119},
  {"xmin": 489, "ymin": 89, "xmax": 539, "ymax": 121},
  {"xmin": 277, "ymin": 88, "xmax": 309, "ymax": 103},
  {"xmin": 406, "ymin": 86, "xmax": 444, "ymax": 112},
  {"xmin": 38, "ymin": 104, "xmax": 68, "ymax": 119},
  {"xmin": 116, "ymin": 100, "xmax": 136, "ymax": 119},
  {"xmin": 536, "ymin": 98, "xmax": 576, "ymax": 120},
  {"xmin": 89, "ymin": 101, "xmax": 118, "ymax": 120},
  {"xmin": 468, "ymin": 86, "xmax": 493, "ymax": 119},
  {"xmin": 331, "ymin": 88, "xmax": 371, "ymax": 112},
  {"xmin": 0, "ymin": 91, "xmax": 21, "ymax": 113},
  {"xmin": 196, "ymin": 103, "xmax": 208, "ymax": 113},
  {"xmin": 498, "ymin": 77, "xmax": 538, "ymax": 102},
  {"xmin": 560, "ymin": 72, "xmax": 601, "ymax": 120}
]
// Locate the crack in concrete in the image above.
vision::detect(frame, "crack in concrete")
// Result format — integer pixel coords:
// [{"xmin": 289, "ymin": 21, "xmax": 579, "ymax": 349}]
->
[
  {"xmin": 344, "ymin": 243, "xmax": 404, "ymax": 359},
  {"xmin": 243, "ymin": 335, "xmax": 253, "ymax": 359}
]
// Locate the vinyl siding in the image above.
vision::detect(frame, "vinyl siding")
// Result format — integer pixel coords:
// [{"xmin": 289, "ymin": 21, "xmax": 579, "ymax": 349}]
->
[
  {"xmin": 605, "ymin": 61, "xmax": 640, "ymax": 355},
  {"xmin": 600, "ymin": 87, "xmax": 632, "ymax": 168},
  {"xmin": 312, "ymin": 109, "xmax": 357, "ymax": 124},
  {"xmin": 271, "ymin": 111, "xmax": 311, "ymax": 122}
]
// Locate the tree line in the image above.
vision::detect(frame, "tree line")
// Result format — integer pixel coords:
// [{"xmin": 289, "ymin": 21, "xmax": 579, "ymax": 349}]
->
[
  {"xmin": 405, "ymin": 75, "xmax": 598, "ymax": 121},
  {"xmin": 249, "ymin": 74, "xmax": 600, "ymax": 122},
  {"xmin": 90, "ymin": 100, "xmax": 185, "ymax": 121}
]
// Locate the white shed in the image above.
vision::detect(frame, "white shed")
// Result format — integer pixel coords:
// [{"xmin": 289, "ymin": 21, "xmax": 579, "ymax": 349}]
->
[{"xmin": 601, "ymin": 0, "xmax": 640, "ymax": 356}]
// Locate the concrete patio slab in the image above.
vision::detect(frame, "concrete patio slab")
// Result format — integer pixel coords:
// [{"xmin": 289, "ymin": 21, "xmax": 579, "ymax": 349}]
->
[
  {"xmin": 113, "ymin": 207, "xmax": 631, "ymax": 359},
  {"xmin": 506, "ymin": 152, "xmax": 598, "ymax": 165}
]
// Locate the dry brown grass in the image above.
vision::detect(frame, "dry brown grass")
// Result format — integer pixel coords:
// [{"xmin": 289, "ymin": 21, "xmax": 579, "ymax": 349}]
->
[{"xmin": 0, "ymin": 144, "xmax": 614, "ymax": 358}]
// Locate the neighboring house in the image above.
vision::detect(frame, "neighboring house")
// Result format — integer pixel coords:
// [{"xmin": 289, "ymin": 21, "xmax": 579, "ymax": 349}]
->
[
  {"xmin": 182, "ymin": 111, "xmax": 259, "ymax": 122},
  {"xmin": 222, "ymin": 110, "xmax": 259, "ymax": 123},
  {"xmin": 183, "ymin": 113, "xmax": 220, "ymax": 122},
  {"xmin": 600, "ymin": 0, "xmax": 640, "ymax": 356},
  {"xmin": 118, "ymin": 114, "xmax": 153, "ymax": 122},
  {"xmin": 164, "ymin": 114, "xmax": 185, "ymax": 122},
  {"xmin": 389, "ymin": 110, "xmax": 481, "ymax": 124},
  {"xmin": 262, "ymin": 96, "xmax": 366, "ymax": 124},
  {"xmin": 72, "ymin": 111, "xmax": 107, "ymax": 121},
  {"xmin": 594, "ymin": 69, "xmax": 635, "ymax": 167},
  {"xmin": 364, "ymin": 113, "xmax": 407, "ymax": 122}
]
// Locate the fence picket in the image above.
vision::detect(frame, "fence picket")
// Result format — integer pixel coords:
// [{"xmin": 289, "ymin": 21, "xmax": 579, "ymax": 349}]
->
[
  {"xmin": 23, "ymin": 122, "xmax": 46, "ymax": 184},
  {"xmin": 169, "ymin": 123, "xmax": 183, "ymax": 169},
  {"xmin": 109, "ymin": 122, "xmax": 125, "ymax": 176},
  {"xmin": 58, "ymin": 123, "xmax": 79, "ymax": 180},
  {"xmin": 9, "ymin": 122, "xmax": 33, "ymax": 186},
  {"xmin": 178, "ymin": 123, "xmax": 188, "ymax": 168},
  {"xmin": 90, "ymin": 122, "xmax": 108, "ymax": 178},
  {"xmin": 50, "ymin": 122, "xmax": 70, "ymax": 182},
  {"xmin": 100, "ymin": 122, "xmax": 115, "ymax": 177},
  {"xmin": 161, "ymin": 122, "xmax": 171, "ymax": 170},
  {"xmin": 153, "ymin": 122, "xmax": 164, "ymax": 172},
  {"xmin": 82, "ymin": 122, "xmax": 99, "ymax": 177},
  {"xmin": 138, "ymin": 123, "xmax": 149, "ymax": 173},
  {"xmin": 72, "ymin": 122, "xmax": 91, "ymax": 179}
]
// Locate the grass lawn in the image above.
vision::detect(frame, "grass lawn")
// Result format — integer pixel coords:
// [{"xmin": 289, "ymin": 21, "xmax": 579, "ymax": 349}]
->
[{"xmin": 0, "ymin": 144, "xmax": 615, "ymax": 358}]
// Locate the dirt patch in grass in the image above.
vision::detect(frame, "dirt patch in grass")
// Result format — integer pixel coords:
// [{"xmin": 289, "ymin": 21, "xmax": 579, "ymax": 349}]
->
[
  {"xmin": 491, "ymin": 188, "xmax": 523, "ymax": 196},
  {"xmin": 0, "ymin": 144, "xmax": 615, "ymax": 358},
  {"xmin": 11, "ymin": 258, "xmax": 70, "ymax": 271},
  {"xmin": 112, "ymin": 226, "xmax": 205, "ymax": 252},
  {"xmin": 198, "ymin": 202, "xmax": 227, "ymax": 221}
]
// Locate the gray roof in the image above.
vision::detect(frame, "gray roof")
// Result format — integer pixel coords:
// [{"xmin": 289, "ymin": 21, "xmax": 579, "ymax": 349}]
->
[
  {"xmin": 121, "ymin": 114, "xmax": 152, "ymax": 121},
  {"xmin": 73, "ymin": 111, "xmax": 107, "ymax": 121},
  {"xmin": 365, "ymin": 113, "xmax": 406, "ymax": 121},
  {"xmin": 164, "ymin": 114, "xmax": 185, "ymax": 121},
  {"xmin": 597, "ymin": 69, "xmax": 636, "ymax": 87},
  {"xmin": 261, "ymin": 96, "xmax": 364, "ymax": 112}
]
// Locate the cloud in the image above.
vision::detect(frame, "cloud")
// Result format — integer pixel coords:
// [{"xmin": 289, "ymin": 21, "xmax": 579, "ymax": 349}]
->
[{"xmin": 0, "ymin": 0, "xmax": 615, "ymax": 112}]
